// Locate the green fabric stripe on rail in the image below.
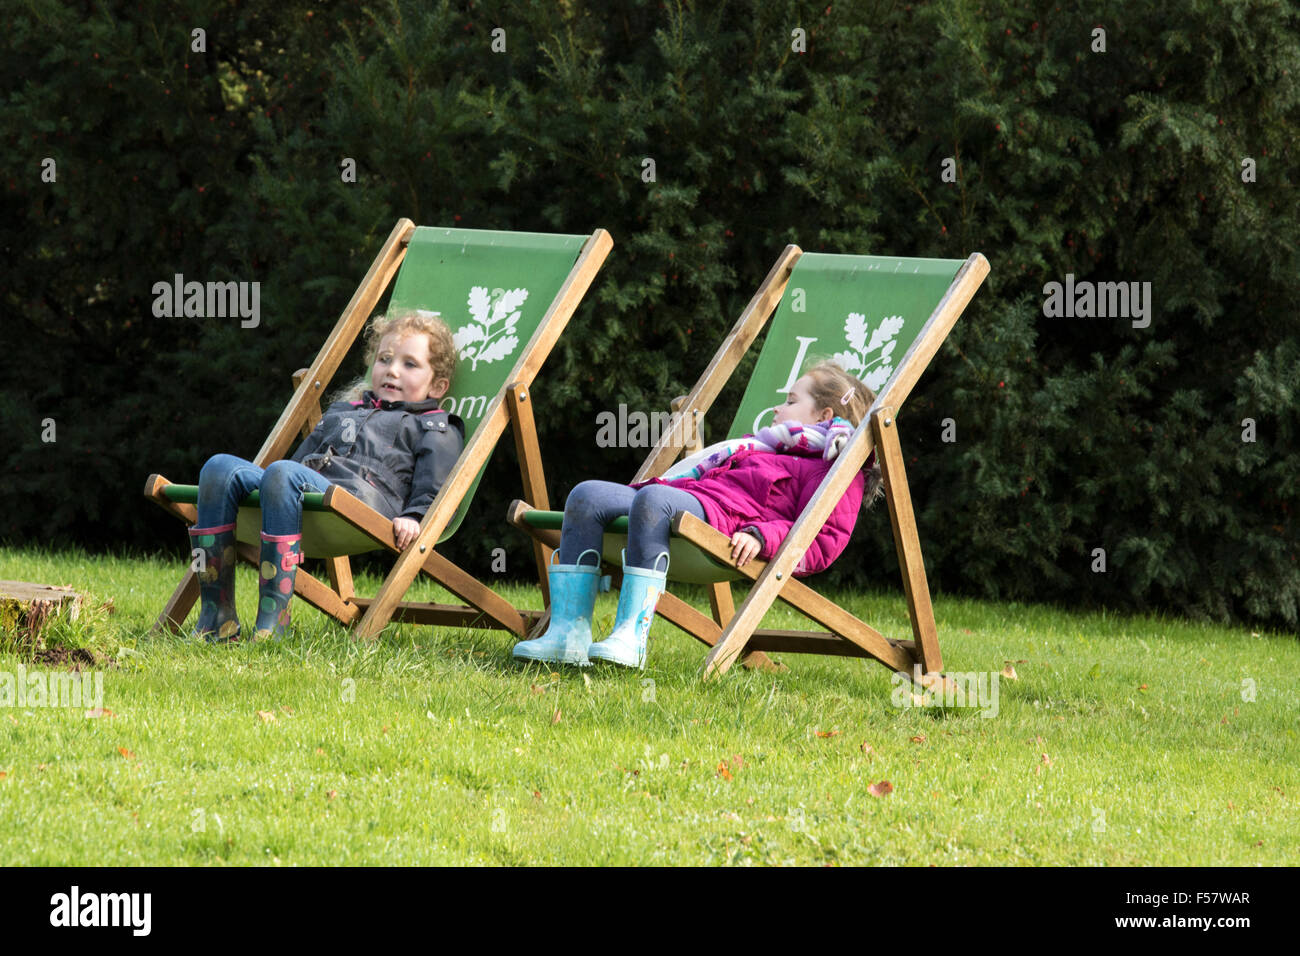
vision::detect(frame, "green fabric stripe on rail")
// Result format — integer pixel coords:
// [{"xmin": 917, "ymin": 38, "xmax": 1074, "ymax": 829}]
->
[{"xmin": 162, "ymin": 486, "xmax": 324, "ymax": 510}]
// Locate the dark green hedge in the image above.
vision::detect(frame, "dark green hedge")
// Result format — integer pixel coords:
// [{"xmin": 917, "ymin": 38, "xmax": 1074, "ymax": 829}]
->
[{"xmin": 3, "ymin": 0, "xmax": 1297, "ymax": 630}]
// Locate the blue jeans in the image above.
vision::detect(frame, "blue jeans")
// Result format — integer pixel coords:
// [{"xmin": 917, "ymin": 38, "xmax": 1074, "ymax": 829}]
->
[
  {"xmin": 559, "ymin": 480, "xmax": 706, "ymax": 570},
  {"xmin": 195, "ymin": 454, "xmax": 334, "ymax": 536}
]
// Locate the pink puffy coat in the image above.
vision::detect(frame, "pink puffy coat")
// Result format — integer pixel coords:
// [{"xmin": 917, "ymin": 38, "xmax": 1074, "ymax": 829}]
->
[{"xmin": 631, "ymin": 447, "xmax": 869, "ymax": 577}]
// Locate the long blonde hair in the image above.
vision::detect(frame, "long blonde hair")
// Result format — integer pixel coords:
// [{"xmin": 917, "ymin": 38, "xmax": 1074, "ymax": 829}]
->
[
  {"xmin": 332, "ymin": 310, "xmax": 457, "ymax": 404},
  {"xmin": 800, "ymin": 358, "xmax": 883, "ymax": 507}
]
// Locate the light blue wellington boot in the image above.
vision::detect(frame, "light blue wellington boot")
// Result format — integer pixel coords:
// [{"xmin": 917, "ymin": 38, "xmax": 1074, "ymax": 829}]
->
[
  {"xmin": 512, "ymin": 549, "xmax": 601, "ymax": 666},
  {"xmin": 587, "ymin": 550, "xmax": 669, "ymax": 669}
]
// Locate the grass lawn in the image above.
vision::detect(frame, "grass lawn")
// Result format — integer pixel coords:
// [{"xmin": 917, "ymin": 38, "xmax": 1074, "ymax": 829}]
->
[{"xmin": 1, "ymin": 543, "xmax": 1295, "ymax": 866}]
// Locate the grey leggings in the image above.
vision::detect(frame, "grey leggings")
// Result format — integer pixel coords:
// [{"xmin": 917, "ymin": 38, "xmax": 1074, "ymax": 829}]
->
[{"xmin": 558, "ymin": 480, "xmax": 707, "ymax": 570}]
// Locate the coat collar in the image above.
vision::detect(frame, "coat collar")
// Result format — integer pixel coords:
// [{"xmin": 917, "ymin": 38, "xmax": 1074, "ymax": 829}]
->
[{"xmin": 359, "ymin": 390, "xmax": 445, "ymax": 413}]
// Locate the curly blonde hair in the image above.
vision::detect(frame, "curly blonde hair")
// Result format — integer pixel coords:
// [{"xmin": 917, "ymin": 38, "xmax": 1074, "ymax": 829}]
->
[
  {"xmin": 333, "ymin": 310, "xmax": 457, "ymax": 404},
  {"xmin": 800, "ymin": 358, "xmax": 883, "ymax": 508}
]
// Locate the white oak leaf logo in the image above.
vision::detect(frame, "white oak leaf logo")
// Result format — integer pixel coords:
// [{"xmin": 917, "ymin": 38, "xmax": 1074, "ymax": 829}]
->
[
  {"xmin": 834, "ymin": 312, "xmax": 903, "ymax": 394},
  {"xmin": 454, "ymin": 286, "xmax": 528, "ymax": 370}
]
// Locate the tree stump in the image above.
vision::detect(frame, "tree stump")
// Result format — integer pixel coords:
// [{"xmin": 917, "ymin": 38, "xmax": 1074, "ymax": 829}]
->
[{"xmin": 0, "ymin": 581, "xmax": 85, "ymax": 646}]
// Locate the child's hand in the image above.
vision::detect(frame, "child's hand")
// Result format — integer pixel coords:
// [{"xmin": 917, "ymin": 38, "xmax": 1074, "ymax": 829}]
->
[
  {"xmin": 729, "ymin": 530, "xmax": 762, "ymax": 568},
  {"xmin": 392, "ymin": 516, "xmax": 421, "ymax": 550}
]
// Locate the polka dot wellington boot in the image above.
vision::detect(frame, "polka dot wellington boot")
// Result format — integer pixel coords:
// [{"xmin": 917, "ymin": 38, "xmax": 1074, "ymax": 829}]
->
[
  {"xmin": 188, "ymin": 522, "xmax": 241, "ymax": 643},
  {"xmin": 253, "ymin": 532, "xmax": 302, "ymax": 641}
]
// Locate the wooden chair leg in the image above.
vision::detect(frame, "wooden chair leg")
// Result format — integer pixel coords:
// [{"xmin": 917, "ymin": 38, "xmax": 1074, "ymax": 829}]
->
[
  {"xmin": 707, "ymin": 581, "xmax": 734, "ymax": 626},
  {"xmin": 507, "ymin": 382, "xmax": 553, "ymax": 606},
  {"xmin": 152, "ymin": 569, "xmax": 199, "ymax": 635},
  {"xmin": 326, "ymin": 556, "xmax": 354, "ymax": 602},
  {"xmin": 872, "ymin": 407, "xmax": 943, "ymax": 675},
  {"xmin": 706, "ymin": 582, "xmax": 780, "ymax": 671}
]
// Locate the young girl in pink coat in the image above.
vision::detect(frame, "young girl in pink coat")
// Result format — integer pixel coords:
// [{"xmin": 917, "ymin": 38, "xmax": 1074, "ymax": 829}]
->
[{"xmin": 513, "ymin": 359, "xmax": 882, "ymax": 669}]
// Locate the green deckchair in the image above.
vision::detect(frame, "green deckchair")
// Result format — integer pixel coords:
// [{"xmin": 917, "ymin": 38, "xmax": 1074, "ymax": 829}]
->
[
  {"xmin": 510, "ymin": 245, "xmax": 989, "ymax": 683},
  {"xmin": 147, "ymin": 219, "xmax": 612, "ymax": 641}
]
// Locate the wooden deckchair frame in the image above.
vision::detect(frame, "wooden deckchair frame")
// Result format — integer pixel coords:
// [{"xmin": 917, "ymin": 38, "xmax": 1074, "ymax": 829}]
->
[
  {"xmin": 146, "ymin": 218, "xmax": 612, "ymax": 642},
  {"xmin": 509, "ymin": 244, "xmax": 988, "ymax": 684}
]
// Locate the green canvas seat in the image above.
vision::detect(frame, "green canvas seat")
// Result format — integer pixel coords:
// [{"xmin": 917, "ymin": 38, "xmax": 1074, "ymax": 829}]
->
[
  {"xmin": 515, "ymin": 509, "xmax": 744, "ymax": 584},
  {"xmin": 153, "ymin": 487, "xmax": 456, "ymax": 559},
  {"xmin": 148, "ymin": 219, "xmax": 612, "ymax": 640},
  {"xmin": 511, "ymin": 244, "xmax": 989, "ymax": 683}
]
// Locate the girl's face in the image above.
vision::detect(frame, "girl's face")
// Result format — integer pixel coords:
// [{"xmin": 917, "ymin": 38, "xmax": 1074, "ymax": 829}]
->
[
  {"xmin": 773, "ymin": 374, "xmax": 834, "ymax": 427},
  {"xmin": 371, "ymin": 331, "xmax": 449, "ymax": 404}
]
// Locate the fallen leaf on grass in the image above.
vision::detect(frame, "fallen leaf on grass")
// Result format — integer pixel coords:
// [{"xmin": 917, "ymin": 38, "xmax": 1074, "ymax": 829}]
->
[
  {"xmin": 1138, "ymin": 684, "xmax": 1148, "ymax": 692},
  {"xmin": 1000, "ymin": 665, "xmax": 1019, "ymax": 680},
  {"xmin": 257, "ymin": 710, "xmax": 277, "ymax": 723},
  {"xmin": 0, "ymin": 772, "xmax": 6, "ymax": 781},
  {"xmin": 530, "ymin": 684, "xmax": 546, "ymax": 695},
  {"xmin": 326, "ymin": 790, "xmax": 337, "ymax": 801},
  {"xmin": 962, "ymin": 629, "xmax": 973, "ymax": 634},
  {"xmin": 815, "ymin": 730, "xmax": 840, "ymax": 738},
  {"xmin": 85, "ymin": 707, "xmax": 116, "ymax": 719},
  {"xmin": 280, "ymin": 705, "xmax": 294, "ymax": 715},
  {"xmin": 910, "ymin": 734, "xmax": 926, "ymax": 744},
  {"xmin": 716, "ymin": 761, "xmax": 733, "ymax": 781},
  {"xmin": 867, "ymin": 780, "xmax": 893, "ymax": 797},
  {"xmin": 315, "ymin": 748, "xmax": 325, "ymax": 756},
  {"xmin": 532, "ymin": 790, "xmax": 542, "ymax": 800},
  {"xmin": 860, "ymin": 741, "xmax": 874, "ymax": 755},
  {"xmin": 1040, "ymin": 752, "xmax": 1053, "ymax": 767},
  {"xmin": 551, "ymin": 707, "xmax": 562, "ymax": 725},
  {"xmin": 381, "ymin": 726, "xmax": 389, "ymax": 735},
  {"xmin": 117, "ymin": 747, "xmax": 135, "ymax": 760}
]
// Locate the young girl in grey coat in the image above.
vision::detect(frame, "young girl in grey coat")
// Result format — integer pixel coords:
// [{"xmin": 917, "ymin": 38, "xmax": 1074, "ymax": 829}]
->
[{"xmin": 187, "ymin": 311, "xmax": 464, "ymax": 642}]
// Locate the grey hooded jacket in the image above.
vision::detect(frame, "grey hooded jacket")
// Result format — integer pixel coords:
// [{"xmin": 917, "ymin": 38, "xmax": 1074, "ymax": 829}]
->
[{"xmin": 290, "ymin": 390, "xmax": 465, "ymax": 520}]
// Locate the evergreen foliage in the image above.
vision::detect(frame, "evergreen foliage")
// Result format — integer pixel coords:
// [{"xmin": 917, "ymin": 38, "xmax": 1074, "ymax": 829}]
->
[{"xmin": 2, "ymin": 0, "xmax": 1296, "ymax": 630}]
